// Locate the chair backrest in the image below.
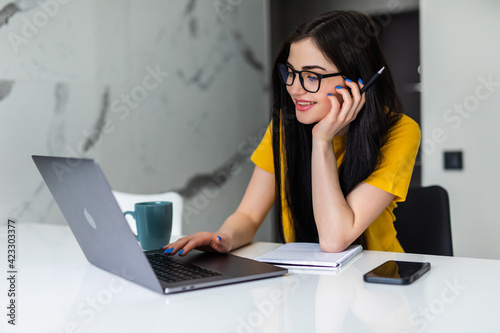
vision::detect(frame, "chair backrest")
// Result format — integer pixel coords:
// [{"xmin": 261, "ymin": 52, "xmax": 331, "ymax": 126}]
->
[
  {"xmin": 393, "ymin": 185, "xmax": 453, "ymax": 256},
  {"xmin": 112, "ymin": 190, "xmax": 183, "ymax": 237}
]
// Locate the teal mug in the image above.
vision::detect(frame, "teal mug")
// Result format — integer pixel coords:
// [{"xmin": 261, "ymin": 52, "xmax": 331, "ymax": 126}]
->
[{"xmin": 124, "ymin": 201, "xmax": 172, "ymax": 251}]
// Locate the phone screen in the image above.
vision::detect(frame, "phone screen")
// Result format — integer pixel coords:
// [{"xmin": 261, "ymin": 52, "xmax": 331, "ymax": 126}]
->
[{"xmin": 363, "ymin": 260, "xmax": 430, "ymax": 285}]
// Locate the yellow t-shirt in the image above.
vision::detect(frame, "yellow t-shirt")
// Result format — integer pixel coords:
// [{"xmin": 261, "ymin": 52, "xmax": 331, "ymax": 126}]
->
[{"xmin": 250, "ymin": 114, "xmax": 421, "ymax": 252}]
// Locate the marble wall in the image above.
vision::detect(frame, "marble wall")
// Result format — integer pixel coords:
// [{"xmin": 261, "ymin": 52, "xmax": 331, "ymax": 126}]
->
[{"xmin": 0, "ymin": 0, "xmax": 273, "ymax": 240}]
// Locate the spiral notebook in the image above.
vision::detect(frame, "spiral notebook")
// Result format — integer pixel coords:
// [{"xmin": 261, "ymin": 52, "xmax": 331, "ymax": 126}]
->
[{"xmin": 255, "ymin": 243, "xmax": 362, "ymax": 269}]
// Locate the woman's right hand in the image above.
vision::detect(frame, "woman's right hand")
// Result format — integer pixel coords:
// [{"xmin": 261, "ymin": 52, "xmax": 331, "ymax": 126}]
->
[
  {"xmin": 161, "ymin": 232, "xmax": 232, "ymax": 257},
  {"xmin": 312, "ymin": 78, "xmax": 366, "ymax": 142}
]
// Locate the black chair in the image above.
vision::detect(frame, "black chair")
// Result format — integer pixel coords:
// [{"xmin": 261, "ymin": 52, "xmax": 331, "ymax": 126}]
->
[{"xmin": 393, "ymin": 185, "xmax": 453, "ymax": 256}]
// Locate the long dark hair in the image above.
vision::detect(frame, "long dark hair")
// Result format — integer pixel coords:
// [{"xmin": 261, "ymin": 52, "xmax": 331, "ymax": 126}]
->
[{"xmin": 271, "ymin": 11, "xmax": 403, "ymax": 243}]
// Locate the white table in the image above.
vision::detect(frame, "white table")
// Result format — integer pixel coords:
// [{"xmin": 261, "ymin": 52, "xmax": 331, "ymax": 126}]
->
[{"xmin": 1, "ymin": 223, "xmax": 499, "ymax": 333}]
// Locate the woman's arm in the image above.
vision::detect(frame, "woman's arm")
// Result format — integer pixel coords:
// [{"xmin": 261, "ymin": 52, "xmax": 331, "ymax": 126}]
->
[
  {"xmin": 311, "ymin": 79, "xmax": 394, "ymax": 252},
  {"xmin": 164, "ymin": 165, "xmax": 275, "ymax": 256},
  {"xmin": 218, "ymin": 165, "xmax": 275, "ymax": 249},
  {"xmin": 311, "ymin": 138, "xmax": 394, "ymax": 252}
]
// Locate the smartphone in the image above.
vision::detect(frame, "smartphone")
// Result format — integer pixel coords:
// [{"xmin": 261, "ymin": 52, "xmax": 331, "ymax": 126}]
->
[{"xmin": 363, "ymin": 260, "xmax": 431, "ymax": 285}]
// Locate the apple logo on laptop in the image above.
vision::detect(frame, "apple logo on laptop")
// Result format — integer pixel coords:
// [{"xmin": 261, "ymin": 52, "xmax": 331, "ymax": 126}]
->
[{"xmin": 84, "ymin": 208, "xmax": 97, "ymax": 229}]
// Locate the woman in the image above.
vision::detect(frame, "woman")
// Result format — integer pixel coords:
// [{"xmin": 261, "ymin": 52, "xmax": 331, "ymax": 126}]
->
[{"xmin": 163, "ymin": 10, "xmax": 420, "ymax": 256}]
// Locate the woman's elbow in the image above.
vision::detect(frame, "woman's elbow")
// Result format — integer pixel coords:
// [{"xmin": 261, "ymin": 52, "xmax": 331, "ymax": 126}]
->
[{"xmin": 318, "ymin": 239, "xmax": 351, "ymax": 253}]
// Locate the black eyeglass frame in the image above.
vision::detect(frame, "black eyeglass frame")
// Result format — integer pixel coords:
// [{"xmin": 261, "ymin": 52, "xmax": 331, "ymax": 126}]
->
[{"xmin": 277, "ymin": 63, "xmax": 344, "ymax": 93}]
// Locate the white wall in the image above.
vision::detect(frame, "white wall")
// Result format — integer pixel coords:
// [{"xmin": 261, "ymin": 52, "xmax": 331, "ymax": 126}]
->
[
  {"xmin": 0, "ymin": 0, "xmax": 273, "ymax": 241},
  {"xmin": 421, "ymin": 0, "xmax": 500, "ymax": 259}
]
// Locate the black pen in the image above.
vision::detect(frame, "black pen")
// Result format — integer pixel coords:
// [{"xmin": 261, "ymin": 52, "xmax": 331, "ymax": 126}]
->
[{"xmin": 360, "ymin": 67, "xmax": 385, "ymax": 94}]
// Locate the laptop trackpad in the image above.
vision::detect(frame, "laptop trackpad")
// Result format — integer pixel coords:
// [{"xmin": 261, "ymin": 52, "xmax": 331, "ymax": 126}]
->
[{"xmin": 186, "ymin": 251, "xmax": 280, "ymax": 278}]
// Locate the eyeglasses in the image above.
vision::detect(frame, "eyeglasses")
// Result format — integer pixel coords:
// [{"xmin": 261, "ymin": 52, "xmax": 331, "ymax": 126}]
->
[{"xmin": 278, "ymin": 63, "xmax": 344, "ymax": 93}]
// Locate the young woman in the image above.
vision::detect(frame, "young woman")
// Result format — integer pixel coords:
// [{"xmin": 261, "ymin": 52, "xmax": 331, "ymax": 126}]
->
[{"xmin": 163, "ymin": 10, "xmax": 420, "ymax": 256}]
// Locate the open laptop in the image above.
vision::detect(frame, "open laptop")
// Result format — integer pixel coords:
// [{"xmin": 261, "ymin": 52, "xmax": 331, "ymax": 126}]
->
[{"xmin": 32, "ymin": 155, "xmax": 287, "ymax": 294}]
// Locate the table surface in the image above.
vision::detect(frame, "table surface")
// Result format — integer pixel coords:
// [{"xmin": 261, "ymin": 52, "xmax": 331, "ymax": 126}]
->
[{"xmin": 1, "ymin": 223, "xmax": 500, "ymax": 333}]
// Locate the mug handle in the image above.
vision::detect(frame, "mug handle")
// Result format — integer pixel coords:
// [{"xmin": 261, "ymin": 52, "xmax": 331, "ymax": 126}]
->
[{"xmin": 124, "ymin": 211, "xmax": 139, "ymax": 240}]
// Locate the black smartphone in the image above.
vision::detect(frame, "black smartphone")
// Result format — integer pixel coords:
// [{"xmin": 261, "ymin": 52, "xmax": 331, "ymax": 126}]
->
[{"xmin": 363, "ymin": 260, "xmax": 431, "ymax": 285}]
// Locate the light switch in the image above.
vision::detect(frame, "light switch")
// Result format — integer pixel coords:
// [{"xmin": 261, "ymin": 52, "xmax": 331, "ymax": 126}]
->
[{"xmin": 444, "ymin": 151, "xmax": 463, "ymax": 170}]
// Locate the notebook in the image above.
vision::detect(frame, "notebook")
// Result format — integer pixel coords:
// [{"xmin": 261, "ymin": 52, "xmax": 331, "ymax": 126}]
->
[
  {"xmin": 255, "ymin": 243, "xmax": 363, "ymax": 269},
  {"xmin": 32, "ymin": 155, "xmax": 287, "ymax": 294}
]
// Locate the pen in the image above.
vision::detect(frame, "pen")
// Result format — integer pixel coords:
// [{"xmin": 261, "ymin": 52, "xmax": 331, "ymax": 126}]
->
[{"xmin": 360, "ymin": 66, "xmax": 385, "ymax": 94}]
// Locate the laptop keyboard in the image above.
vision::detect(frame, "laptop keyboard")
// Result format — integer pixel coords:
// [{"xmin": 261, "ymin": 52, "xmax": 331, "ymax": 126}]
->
[{"xmin": 147, "ymin": 253, "xmax": 222, "ymax": 283}]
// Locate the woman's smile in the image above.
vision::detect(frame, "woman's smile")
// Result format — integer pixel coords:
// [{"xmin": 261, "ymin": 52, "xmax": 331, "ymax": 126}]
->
[{"xmin": 295, "ymin": 99, "xmax": 318, "ymax": 111}]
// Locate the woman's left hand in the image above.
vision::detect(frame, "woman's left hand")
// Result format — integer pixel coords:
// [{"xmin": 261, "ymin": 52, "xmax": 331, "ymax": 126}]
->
[{"xmin": 312, "ymin": 78, "xmax": 366, "ymax": 142}]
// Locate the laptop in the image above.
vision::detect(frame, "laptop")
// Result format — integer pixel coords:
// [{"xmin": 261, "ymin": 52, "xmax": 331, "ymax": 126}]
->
[{"xmin": 32, "ymin": 155, "xmax": 287, "ymax": 294}]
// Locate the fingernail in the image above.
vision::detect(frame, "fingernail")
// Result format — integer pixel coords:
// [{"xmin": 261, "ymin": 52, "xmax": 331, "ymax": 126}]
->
[
  {"xmin": 167, "ymin": 248, "xmax": 173, "ymax": 254},
  {"xmin": 217, "ymin": 235, "xmax": 222, "ymax": 242},
  {"xmin": 359, "ymin": 78, "xmax": 364, "ymax": 85},
  {"xmin": 328, "ymin": 93, "xmax": 333, "ymax": 96},
  {"xmin": 336, "ymin": 86, "xmax": 342, "ymax": 89},
  {"xmin": 345, "ymin": 78, "xmax": 352, "ymax": 82},
  {"xmin": 163, "ymin": 248, "xmax": 169, "ymax": 254},
  {"xmin": 178, "ymin": 249, "xmax": 184, "ymax": 256}
]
